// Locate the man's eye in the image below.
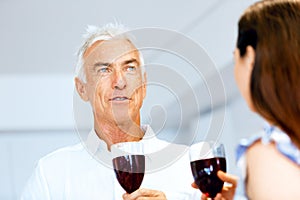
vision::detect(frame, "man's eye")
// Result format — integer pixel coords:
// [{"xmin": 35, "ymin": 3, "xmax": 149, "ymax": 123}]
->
[
  {"xmin": 126, "ymin": 65, "xmax": 136, "ymax": 72},
  {"xmin": 97, "ymin": 67, "xmax": 111, "ymax": 73}
]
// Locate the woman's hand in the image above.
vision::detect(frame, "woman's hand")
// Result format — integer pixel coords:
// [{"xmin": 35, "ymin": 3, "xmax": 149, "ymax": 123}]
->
[{"xmin": 192, "ymin": 171, "xmax": 238, "ymax": 200}]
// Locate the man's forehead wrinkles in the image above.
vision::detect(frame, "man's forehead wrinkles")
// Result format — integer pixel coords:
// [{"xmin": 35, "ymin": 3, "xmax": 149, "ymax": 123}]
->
[
  {"xmin": 84, "ymin": 39, "xmax": 136, "ymax": 57},
  {"xmin": 86, "ymin": 51, "xmax": 140, "ymax": 66},
  {"xmin": 85, "ymin": 51, "xmax": 139, "ymax": 65}
]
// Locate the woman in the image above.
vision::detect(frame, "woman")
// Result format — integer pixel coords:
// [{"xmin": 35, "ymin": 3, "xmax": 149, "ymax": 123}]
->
[{"xmin": 199, "ymin": 0, "xmax": 300, "ymax": 199}]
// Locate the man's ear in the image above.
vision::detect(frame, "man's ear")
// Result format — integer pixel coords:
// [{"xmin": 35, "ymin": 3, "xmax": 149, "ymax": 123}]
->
[
  {"xmin": 245, "ymin": 45, "xmax": 256, "ymax": 70},
  {"xmin": 75, "ymin": 77, "xmax": 89, "ymax": 101}
]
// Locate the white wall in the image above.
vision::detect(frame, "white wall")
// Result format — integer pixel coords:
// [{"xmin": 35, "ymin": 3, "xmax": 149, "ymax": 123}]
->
[{"xmin": 0, "ymin": 75, "xmax": 75, "ymax": 130}]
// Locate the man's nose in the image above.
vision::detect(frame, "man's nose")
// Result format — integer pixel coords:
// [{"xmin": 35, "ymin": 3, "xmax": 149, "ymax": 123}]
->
[{"xmin": 112, "ymin": 70, "xmax": 126, "ymax": 90}]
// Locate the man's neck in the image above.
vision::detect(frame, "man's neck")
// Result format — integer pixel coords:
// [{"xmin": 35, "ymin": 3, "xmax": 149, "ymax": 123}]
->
[{"xmin": 94, "ymin": 119, "xmax": 144, "ymax": 151}]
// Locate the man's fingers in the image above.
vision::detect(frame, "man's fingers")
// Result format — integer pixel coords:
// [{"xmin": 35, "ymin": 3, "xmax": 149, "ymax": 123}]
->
[
  {"xmin": 134, "ymin": 197, "xmax": 165, "ymax": 200},
  {"xmin": 123, "ymin": 188, "xmax": 166, "ymax": 200},
  {"xmin": 201, "ymin": 193, "xmax": 208, "ymax": 200},
  {"xmin": 217, "ymin": 171, "xmax": 238, "ymax": 188},
  {"xmin": 214, "ymin": 193, "xmax": 223, "ymax": 200},
  {"xmin": 201, "ymin": 193, "xmax": 223, "ymax": 200},
  {"xmin": 136, "ymin": 188, "xmax": 163, "ymax": 196},
  {"xmin": 123, "ymin": 193, "xmax": 129, "ymax": 199},
  {"xmin": 191, "ymin": 182, "xmax": 198, "ymax": 189}
]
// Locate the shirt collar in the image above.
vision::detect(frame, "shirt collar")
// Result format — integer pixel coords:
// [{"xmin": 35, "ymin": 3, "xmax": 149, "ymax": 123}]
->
[{"xmin": 85, "ymin": 124, "xmax": 155, "ymax": 155}]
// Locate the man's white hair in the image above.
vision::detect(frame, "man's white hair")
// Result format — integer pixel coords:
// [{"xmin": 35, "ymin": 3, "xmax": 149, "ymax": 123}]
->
[{"xmin": 75, "ymin": 23, "xmax": 145, "ymax": 82}]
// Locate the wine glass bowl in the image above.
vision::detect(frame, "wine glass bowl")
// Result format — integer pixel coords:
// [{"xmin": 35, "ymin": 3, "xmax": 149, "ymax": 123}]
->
[
  {"xmin": 111, "ymin": 142, "xmax": 145, "ymax": 194},
  {"xmin": 189, "ymin": 141, "xmax": 226, "ymax": 198}
]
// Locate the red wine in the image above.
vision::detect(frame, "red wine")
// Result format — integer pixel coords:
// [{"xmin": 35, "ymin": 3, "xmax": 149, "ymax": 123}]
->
[
  {"xmin": 112, "ymin": 155, "xmax": 145, "ymax": 194},
  {"xmin": 190, "ymin": 157, "xmax": 226, "ymax": 198}
]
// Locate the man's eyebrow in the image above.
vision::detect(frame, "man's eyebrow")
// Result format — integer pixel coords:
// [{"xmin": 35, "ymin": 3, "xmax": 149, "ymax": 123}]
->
[
  {"xmin": 93, "ymin": 62, "xmax": 110, "ymax": 67},
  {"xmin": 92, "ymin": 59, "xmax": 139, "ymax": 69},
  {"xmin": 122, "ymin": 58, "xmax": 139, "ymax": 65}
]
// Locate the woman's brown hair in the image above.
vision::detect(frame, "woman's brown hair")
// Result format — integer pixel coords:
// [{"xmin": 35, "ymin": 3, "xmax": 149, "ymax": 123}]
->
[{"xmin": 237, "ymin": 0, "xmax": 300, "ymax": 148}]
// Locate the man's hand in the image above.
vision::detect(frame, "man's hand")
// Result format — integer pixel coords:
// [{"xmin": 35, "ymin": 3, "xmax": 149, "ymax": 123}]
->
[
  {"xmin": 192, "ymin": 171, "xmax": 238, "ymax": 200},
  {"xmin": 122, "ymin": 188, "xmax": 167, "ymax": 200}
]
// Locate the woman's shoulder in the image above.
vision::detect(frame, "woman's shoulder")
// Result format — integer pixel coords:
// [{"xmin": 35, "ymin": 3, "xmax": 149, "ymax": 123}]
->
[
  {"xmin": 246, "ymin": 139, "xmax": 300, "ymax": 199},
  {"xmin": 236, "ymin": 125, "xmax": 300, "ymax": 165},
  {"xmin": 246, "ymin": 139, "xmax": 297, "ymax": 167},
  {"xmin": 236, "ymin": 125, "xmax": 300, "ymax": 199}
]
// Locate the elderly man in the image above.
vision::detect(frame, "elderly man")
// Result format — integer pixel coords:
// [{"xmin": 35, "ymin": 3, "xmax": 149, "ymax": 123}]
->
[{"xmin": 21, "ymin": 23, "xmax": 200, "ymax": 200}]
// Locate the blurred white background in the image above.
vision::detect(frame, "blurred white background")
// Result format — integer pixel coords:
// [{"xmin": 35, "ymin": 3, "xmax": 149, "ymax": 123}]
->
[{"xmin": 0, "ymin": 0, "xmax": 264, "ymax": 199}]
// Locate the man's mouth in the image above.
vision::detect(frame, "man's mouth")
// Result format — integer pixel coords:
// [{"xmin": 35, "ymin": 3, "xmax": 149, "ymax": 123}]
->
[{"xmin": 109, "ymin": 96, "xmax": 130, "ymax": 101}]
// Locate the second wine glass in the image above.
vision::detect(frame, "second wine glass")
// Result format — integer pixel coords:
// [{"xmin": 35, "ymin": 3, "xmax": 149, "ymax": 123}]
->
[{"xmin": 189, "ymin": 141, "xmax": 227, "ymax": 198}]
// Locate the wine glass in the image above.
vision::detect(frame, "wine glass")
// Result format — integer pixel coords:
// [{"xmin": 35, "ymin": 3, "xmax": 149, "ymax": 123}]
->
[
  {"xmin": 189, "ymin": 141, "xmax": 226, "ymax": 198},
  {"xmin": 111, "ymin": 142, "xmax": 145, "ymax": 194}
]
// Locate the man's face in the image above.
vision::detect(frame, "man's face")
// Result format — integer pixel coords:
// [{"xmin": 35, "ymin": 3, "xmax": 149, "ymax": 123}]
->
[{"xmin": 82, "ymin": 39, "xmax": 146, "ymax": 126}]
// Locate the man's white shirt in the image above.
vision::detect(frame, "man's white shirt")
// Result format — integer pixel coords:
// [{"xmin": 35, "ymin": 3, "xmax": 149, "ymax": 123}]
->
[{"xmin": 21, "ymin": 125, "xmax": 200, "ymax": 200}]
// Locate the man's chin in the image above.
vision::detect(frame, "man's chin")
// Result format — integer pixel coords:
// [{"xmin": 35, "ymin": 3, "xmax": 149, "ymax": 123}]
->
[{"xmin": 112, "ymin": 115, "xmax": 133, "ymax": 125}]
